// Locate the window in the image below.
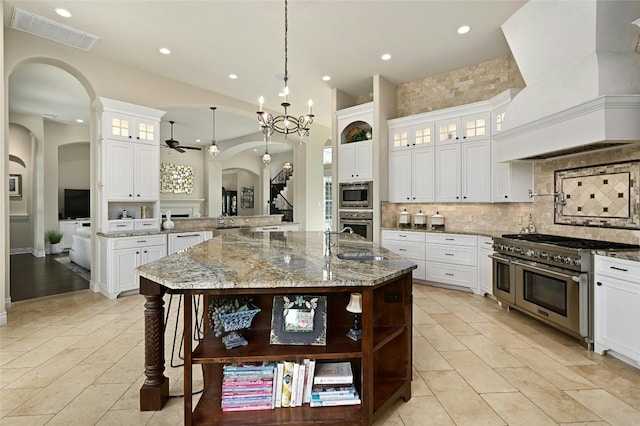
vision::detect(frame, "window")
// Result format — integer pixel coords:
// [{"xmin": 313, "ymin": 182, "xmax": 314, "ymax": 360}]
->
[{"xmin": 323, "ymin": 145, "xmax": 333, "ymax": 227}]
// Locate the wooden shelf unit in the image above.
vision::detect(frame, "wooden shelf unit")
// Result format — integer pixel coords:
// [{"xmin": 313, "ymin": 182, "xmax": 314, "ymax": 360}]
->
[{"xmin": 182, "ymin": 272, "xmax": 413, "ymax": 425}]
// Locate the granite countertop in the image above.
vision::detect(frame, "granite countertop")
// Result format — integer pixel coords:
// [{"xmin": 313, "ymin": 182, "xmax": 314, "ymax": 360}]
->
[
  {"xmin": 593, "ymin": 250, "xmax": 640, "ymax": 263},
  {"xmin": 135, "ymin": 230, "xmax": 417, "ymax": 290}
]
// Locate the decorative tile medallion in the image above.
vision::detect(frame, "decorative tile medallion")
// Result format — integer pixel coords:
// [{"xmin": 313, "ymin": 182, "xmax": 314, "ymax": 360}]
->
[
  {"xmin": 160, "ymin": 163, "xmax": 194, "ymax": 194},
  {"xmin": 555, "ymin": 161, "xmax": 639, "ymax": 229}
]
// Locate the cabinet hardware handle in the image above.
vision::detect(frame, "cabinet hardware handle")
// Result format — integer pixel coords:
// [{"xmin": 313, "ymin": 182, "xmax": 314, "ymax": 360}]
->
[
  {"xmin": 463, "ymin": 196, "xmax": 467, "ymax": 199},
  {"xmin": 116, "ymin": 224, "xmax": 126, "ymax": 227},
  {"xmin": 596, "ymin": 281, "xmax": 602, "ymax": 286},
  {"xmin": 399, "ymin": 249, "xmax": 407, "ymax": 251},
  {"xmin": 504, "ymin": 195, "xmax": 508, "ymax": 198},
  {"xmin": 445, "ymin": 253, "xmax": 454, "ymax": 256},
  {"xmin": 610, "ymin": 266, "xmax": 628, "ymax": 272},
  {"xmin": 399, "ymin": 235, "xmax": 407, "ymax": 238},
  {"xmin": 137, "ymin": 240, "xmax": 147, "ymax": 243},
  {"xmin": 456, "ymin": 196, "xmax": 459, "ymax": 199},
  {"xmin": 129, "ymin": 194, "xmax": 132, "ymax": 197},
  {"xmin": 445, "ymin": 273, "xmax": 454, "ymax": 276},
  {"xmin": 177, "ymin": 234, "xmax": 199, "ymax": 238},
  {"xmin": 445, "ymin": 238, "xmax": 454, "ymax": 241}
]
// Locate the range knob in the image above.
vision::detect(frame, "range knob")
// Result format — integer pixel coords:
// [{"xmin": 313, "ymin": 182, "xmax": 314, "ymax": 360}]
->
[
  {"xmin": 563, "ymin": 256, "xmax": 572, "ymax": 264},
  {"xmin": 539, "ymin": 252, "xmax": 549, "ymax": 260},
  {"xmin": 553, "ymin": 255, "xmax": 562, "ymax": 262},
  {"xmin": 524, "ymin": 249, "xmax": 535, "ymax": 257},
  {"xmin": 573, "ymin": 259, "xmax": 581, "ymax": 267}
]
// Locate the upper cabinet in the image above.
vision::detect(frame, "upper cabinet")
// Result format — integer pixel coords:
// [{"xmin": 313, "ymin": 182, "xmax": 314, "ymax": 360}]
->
[
  {"xmin": 94, "ymin": 98, "xmax": 165, "ymax": 234},
  {"xmin": 337, "ymin": 103, "xmax": 374, "ymax": 183},
  {"xmin": 388, "ymin": 89, "xmax": 533, "ymax": 204}
]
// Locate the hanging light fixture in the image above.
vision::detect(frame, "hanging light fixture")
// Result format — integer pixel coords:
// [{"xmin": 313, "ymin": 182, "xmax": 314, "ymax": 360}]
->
[
  {"xmin": 257, "ymin": 0, "xmax": 313, "ymax": 138},
  {"xmin": 262, "ymin": 132, "xmax": 272, "ymax": 165},
  {"xmin": 208, "ymin": 106, "xmax": 220, "ymax": 157}
]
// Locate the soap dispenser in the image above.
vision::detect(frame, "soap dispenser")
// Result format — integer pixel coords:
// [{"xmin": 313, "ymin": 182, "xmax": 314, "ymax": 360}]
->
[{"xmin": 527, "ymin": 214, "xmax": 536, "ymax": 233}]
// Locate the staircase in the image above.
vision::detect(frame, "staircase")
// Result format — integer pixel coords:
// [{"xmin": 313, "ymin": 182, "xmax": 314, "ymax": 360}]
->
[{"xmin": 270, "ymin": 166, "xmax": 293, "ymax": 222}]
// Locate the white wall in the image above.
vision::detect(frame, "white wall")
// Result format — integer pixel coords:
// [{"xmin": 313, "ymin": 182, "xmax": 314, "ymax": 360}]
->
[{"xmin": 160, "ymin": 146, "xmax": 207, "ymax": 201}]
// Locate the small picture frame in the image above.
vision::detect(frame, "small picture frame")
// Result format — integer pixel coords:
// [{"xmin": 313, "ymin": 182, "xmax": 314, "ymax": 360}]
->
[
  {"xmin": 9, "ymin": 174, "xmax": 22, "ymax": 197},
  {"xmin": 270, "ymin": 295, "xmax": 327, "ymax": 346}
]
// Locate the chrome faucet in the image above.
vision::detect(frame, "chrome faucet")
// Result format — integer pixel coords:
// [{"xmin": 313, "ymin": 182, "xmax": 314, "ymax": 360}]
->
[
  {"xmin": 528, "ymin": 189, "xmax": 567, "ymax": 205},
  {"xmin": 324, "ymin": 226, "xmax": 354, "ymax": 258}
]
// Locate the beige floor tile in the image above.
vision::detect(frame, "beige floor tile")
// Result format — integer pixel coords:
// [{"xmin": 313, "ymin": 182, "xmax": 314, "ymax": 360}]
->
[
  {"xmin": 412, "ymin": 304, "xmax": 437, "ymax": 325},
  {"xmin": 507, "ymin": 347, "xmax": 597, "ymax": 390},
  {"xmin": 3, "ymin": 335, "xmax": 84, "ymax": 369},
  {"xmin": 415, "ymin": 324, "xmax": 467, "ymax": 352},
  {"xmin": 0, "ymin": 414, "xmax": 54, "ymax": 425},
  {"xmin": 566, "ymin": 388, "xmax": 640, "ymax": 426},
  {"xmin": 430, "ymin": 313, "xmax": 479, "ymax": 336},
  {"xmin": 80, "ymin": 332, "xmax": 143, "ymax": 365},
  {"xmin": 109, "ymin": 374, "xmax": 146, "ymax": 411},
  {"xmin": 518, "ymin": 332, "xmax": 598, "ymax": 366},
  {"xmin": 412, "ymin": 336, "xmax": 453, "ymax": 371},
  {"xmin": 422, "ymin": 289, "xmax": 463, "ymax": 307},
  {"xmin": 5, "ymin": 348, "xmax": 94, "ymax": 389},
  {"xmin": 421, "ymin": 370, "xmax": 505, "ymax": 426},
  {"xmin": 481, "ymin": 392, "xmax": 557, "ymax": 425},
  {"xmin": 0, "ymin": 351, "xmax": 26, "ymax": 367},
  {"xmin": 95, "ymin": 409, "xmax": 154, "ymax": 426},
  {"xmin": 0, "ymin": 367, "xmax": 31, "ymax": 388},
  {"xmin": 409, "ymin": 367, "xmax": 433, "ymax": 396},
  {"xmin": 469, "ymin": 322, "xmax": 533, "ymax": 349},
  {"xmin": 413, "ymin": 298, "xmax": 450, "ymax": 314},
  {"xmin": 43, "ymin": 383, "xmax": 130, "ymax": 426},
  {"xmin": 0, "ymin": 387, "xmax": 42, "ymax": 417},
  {"xmin": 396, "ymin": 395, "xmax": 454, "ymax": 425},
  {"xmin": 446, "ymin": 303, "xmax": 493, "ymax": 324},
  {"xmin": 440, "ymin": 350, "xmax": 516, "ymax": 394},
  {"xmin": 95, "ymin": 342, "xmax": 144, "ymax": 384},
  {"xmin": 9, "ymin": 363, "xmax": 111, "ymax": 416},
  {"xmin": 496, "ymin": 367, "xmax": 601, "ymax": 423},
  {"xmin": 373, "ymin": 402, "xmax": 401, "ymax": 425},
  {"xmin": 571, "ymin": 362, "xmax": 640, "ymax": 411},
  {"xmin": 457, "ymin": 334, "xmax": 524, "ymax": 368},
  {"xmin": 146, "ymin": 397, "xmax": 186, "ymax": 426},
  {"xmin": 59, "ymin": 314, "xmax": 121, "ymax": 336}
]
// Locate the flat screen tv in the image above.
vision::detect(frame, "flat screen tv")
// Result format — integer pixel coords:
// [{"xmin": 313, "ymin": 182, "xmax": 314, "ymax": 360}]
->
[{"xmin": 64, "ymin": 189, "xmax": 90, "ymax": 219}]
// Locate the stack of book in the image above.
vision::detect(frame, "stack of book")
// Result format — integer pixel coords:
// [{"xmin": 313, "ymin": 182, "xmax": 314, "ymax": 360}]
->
[
  {"xmin": 310, "ymin": 361, "xmax": 361, "ymax": 407},
  {"xmin": 221, "ymin": 363, "xmax": 275, "ymax": 412},
  {"xmin": 274, "ymin": 359, "xmax": 316, "ymax": 408}
]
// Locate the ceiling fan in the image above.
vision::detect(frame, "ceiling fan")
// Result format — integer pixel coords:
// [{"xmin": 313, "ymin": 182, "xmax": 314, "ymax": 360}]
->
[{"xmin": 164, "ymin": 121, "xmax": 202, "ymax": 153}]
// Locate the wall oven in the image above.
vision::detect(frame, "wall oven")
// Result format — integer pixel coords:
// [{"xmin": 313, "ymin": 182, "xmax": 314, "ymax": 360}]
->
[
  {"xmin": 339, "ymin": 210, "xmax": 373, "ymax": 242},
  {"xmin": 339, "ymin": 182, "xmax": 372, "ymax": 209}
]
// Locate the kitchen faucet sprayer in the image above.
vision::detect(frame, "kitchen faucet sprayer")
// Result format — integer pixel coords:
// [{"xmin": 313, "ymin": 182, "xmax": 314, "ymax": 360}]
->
[{"xmin": 324, "ymin": 226, "xmax": 354, "ymax": 258}]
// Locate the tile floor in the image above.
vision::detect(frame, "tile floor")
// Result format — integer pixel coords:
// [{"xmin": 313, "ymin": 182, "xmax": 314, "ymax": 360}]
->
[{"xmin": 1, "ymin": 284, "xmax": 640, "ymax": 425}]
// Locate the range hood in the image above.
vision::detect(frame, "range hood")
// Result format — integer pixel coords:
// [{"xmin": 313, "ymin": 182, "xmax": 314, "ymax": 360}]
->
[{"xmin": 494, "ymin": 0, "xmax": 640, "ymax": 162}]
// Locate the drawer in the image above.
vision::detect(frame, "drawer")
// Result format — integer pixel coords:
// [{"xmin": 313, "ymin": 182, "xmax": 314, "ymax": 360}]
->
[
  {"xmin": 134, "ymin": 218, "xmax": 160, "ymax": 231},
  {"xmin": 426, "ymin": 233, "xmax": 477, "ymax": 247},
  {"xmin": 413, "ymin": 260, "xmax": 427, "ymax": 281},
  {"xmin": 426, "ymin": 243, "xmax": 477, "ymax": 266},
  {"xmin": 113, "ymin": 234, "xmax": 167, "ymax": 249},
  {"xmin": 106, "ymin": 219, "xmax": 134, "ymax": 233},
  {"xmin": 382, "ymin": 241, "xmax": 426, "ymax": 260},
  {"xmin": 595, "ymin": 256, "xmax": 640, "ymax": 284},
  {"xmin": 426, "ymin": 261, "xmax": 477, "ymax": 289},
  {"xmin": 478, "ymin": 236, "xmax": 494, "ymax": 250},
  {"xmin": 381, "ymin": 230, "xmax": 426, "ymax": 243}
]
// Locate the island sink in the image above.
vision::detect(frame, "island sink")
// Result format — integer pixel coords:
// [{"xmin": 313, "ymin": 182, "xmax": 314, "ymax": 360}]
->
[{"xmin": 337, "ymin": 252, "xmax": 386, "ymax": 261}]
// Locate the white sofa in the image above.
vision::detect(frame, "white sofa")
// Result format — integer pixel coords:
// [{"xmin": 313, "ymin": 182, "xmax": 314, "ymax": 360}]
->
[{"xmin": 69, "ymin": 227, "xmax": 91, "ymax": 270}]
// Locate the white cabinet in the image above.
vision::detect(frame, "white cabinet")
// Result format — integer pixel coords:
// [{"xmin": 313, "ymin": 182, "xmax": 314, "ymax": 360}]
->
[
  {"xmin": 59, "ymin": 220, "xmax": 91, "ymax": 250},
  {"xmin": 251, "ymin": 224, "xmax": 300, "ymax": 232},
  {"xmin": 436, "ymin": 140, "xmax": 491, "ymax": 202},
  {"xmin": 105, "ymin": 141, "xmax": 159, "ymax": 201},
  {"xmin": 104, "ymin": 112, "xmax": 159, "ymax": 144},
  {"xmin": 493, "ymin": 159, "xmax": 534, "ymax": 202},
  {"xmin": 338, "ymin": 141, "xmax": 373, "ymax": 182},
  {"xmin": 426, "ymin": 233, "xmax": 480, "ymax": 294},
  {"xmin": 381, "ymin": 230, "xmax": 426, "ymax": 280},
  {"xmin": 436, "ymin": 113, "xmax": 489, "ymax": 145},
  {"xmin": 168, "ymin": 231, "xmax": 205, "ymax": 254},
  {"xmin": 594, "ymin": 255, "xmax": 640, "ymax": 366},
  {"xmin": 96, "ymin": 234, "xmax": 167, "ymax": 299},
  {"xmin": 389, "ymin": 123, "xmax": 435, "ymax": 203},
  {"xmin": 478, "ymin": 236, "xmax": 494, "ymax": 296}
]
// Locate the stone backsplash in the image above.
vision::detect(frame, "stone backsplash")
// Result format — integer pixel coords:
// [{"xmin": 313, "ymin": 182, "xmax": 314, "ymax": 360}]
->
[{"xmin": 382, "ymin": 145, "xmax": 640, "ymax": 245}]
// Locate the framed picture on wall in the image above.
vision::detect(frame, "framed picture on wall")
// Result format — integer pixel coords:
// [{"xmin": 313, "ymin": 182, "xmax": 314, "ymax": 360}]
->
[
  {"xmin": 241, "ymin": 186, "xmax": 254, "ymax": 208},
  {"xmin": 9, "ymin": 174, "xmax": 22, "ymax": 197}
]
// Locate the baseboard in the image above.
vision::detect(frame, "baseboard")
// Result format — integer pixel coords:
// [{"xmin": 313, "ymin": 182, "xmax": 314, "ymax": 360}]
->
[
  {"xmin": 33, "ymin": 248, "xmax": 46, "ymax": 257},
  {"xmin": 4, "ymin": 297, "xmax": 10, "ymax": 310},
  {"xmin": 0, "ymin": 311, "xmax": 6, "ymax": 326},
  {"xmin": 10, "ymin": 247, "xmax": 32, "ymax": 255}
]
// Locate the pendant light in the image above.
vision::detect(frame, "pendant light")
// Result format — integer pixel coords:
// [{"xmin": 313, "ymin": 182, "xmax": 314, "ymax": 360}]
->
[
  {"xmin": 262, "ymin": 130, "xmax": 272, "ymax": 165},
  {"xmin": 208, "ymin": 107, "xmax": 220, "ymax": 157}
]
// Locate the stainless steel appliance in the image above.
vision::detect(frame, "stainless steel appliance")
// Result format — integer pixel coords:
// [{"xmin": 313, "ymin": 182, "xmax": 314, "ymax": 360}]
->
[
  {"xmin": 339, "ymin": 182, "xmax": 372, "ymax": 209},
  {"xmin": 491, "ymin": 234, "xmax": 640, "ymax": 347},
  {"xmin": 339, "ymin": 210, "xmax": 373, "ymax": 241}
]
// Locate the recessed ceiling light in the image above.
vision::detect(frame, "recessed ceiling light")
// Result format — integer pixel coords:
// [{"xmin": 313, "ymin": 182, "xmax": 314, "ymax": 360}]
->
[
  {"xmin": 253, "ymin": 148, "xmax": 258, "ymax": 152},
  {"xmin": 55, "ymin": 8, "xmax": 72, "ymax": 18},
  {"xmin": 381, "ymin": 53, "xmax": 391, "ymax": 61},
  {"xmin": 322, "ymin": 75, "xmax": 331, "ymax": 81},
  {"xmin": 76, "ymin": 119, "xmax": 84, "ymax": 123},
  {"xmin": 228, "ymin": 74, "xmax": 238, "ymax": 80},
  {"xmin": 159, "ymin": 47, "xmax": 171, "ymax": 55},
  {"xmin": 457, "ymin": 25, "xmax": 471, "ymax": 34}
]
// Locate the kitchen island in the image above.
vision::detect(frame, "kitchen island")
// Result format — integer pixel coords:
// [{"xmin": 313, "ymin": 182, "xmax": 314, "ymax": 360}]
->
[{"xmin": 136, "ymin": 230, "xmax": 416, "ymax": 425}]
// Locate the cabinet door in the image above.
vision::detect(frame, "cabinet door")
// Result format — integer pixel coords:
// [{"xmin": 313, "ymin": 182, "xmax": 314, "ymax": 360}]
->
[
  {"xmin": 338, "ymin": 144, "xmax": 356, "ymax": 182},
  {"xmin": 354, "ymin": 140, "xmax": 373, "ymax": 181},
  {"xmin": 390, "ymin": 127, "xmax": 411, "ymax": 152},
  {"xmin": 134, "ymin": 118, "xmax": 159, "ymax": 144},
  {"xmin": 493, "ymin": 162, "xmax": 511, "ymax": 202},
  {"xmin": 141, "ymin": 244, "xmax": 167, "ymax": 265},
  {"xmin": 462, "ymin": 140, "xmax": 491, "ymax": 202},
  {"xmin": 412, "ymin": 146, "xmax": 435, "ymax": 202},
  {"xmin": 134, "ymin": 144, "xmax": 159, "ymax": 200},
  {"xmin": 478, "ymin": 237, "xmax": 494, "ymax": 296},
  {"xmin": 461, "ymin": 113, "xmax": 490, "ymax": 142},
  {"xmin": 105, "ymin": 141, "xmax": 135, "ymax": 200},
  {"xmin": 112, "ymin": 247, "xmax": 139, "ymax": 292},
  {"xmin": 168, "ymin": 232, "xmax": 204, "ymax": 254},
  {"xmin": 435, "ymin": 144, "xmax": 461, "ymax": 202},
  {"xmin": 436, "ymin": 118, "xmax": 461, "ymax": 144},
  {"xmin": 389, "ymin": 150, "xmax": 412, "ymax": 202},
  {"xmin": 105, "ymin": 113, "xmax": 133, "ymax": 141},
  {"xmin": 594, "ymin": 276, "xmax": 640, "ymax": 361},
  {"xmin": 59, "ymin": 221, "xmax": 77, "ymax": 249}
]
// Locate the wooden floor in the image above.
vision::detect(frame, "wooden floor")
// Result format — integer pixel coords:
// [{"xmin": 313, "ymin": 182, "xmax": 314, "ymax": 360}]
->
[{"xmin": 9, "ymin": 253, "xmax": 90, "ymax": 301}]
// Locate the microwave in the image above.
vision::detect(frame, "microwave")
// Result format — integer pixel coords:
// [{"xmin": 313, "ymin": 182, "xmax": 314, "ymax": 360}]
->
[{"xmin": 339, "ymin": 182, "xmax": 372, "ymax": 209}]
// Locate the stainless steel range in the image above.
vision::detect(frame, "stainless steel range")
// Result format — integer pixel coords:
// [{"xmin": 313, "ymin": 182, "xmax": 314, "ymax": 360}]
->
[{"xmin": 491, "ymin": 233, "xmax": 640, "ymax": 347}]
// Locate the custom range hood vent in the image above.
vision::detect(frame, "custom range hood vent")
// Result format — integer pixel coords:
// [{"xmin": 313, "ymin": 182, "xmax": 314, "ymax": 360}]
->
[
  {"xmin": 494, "ymin": 0, "xmax": 640, "ymax": 162},
  {"xmin": 10, "ymin": 8, "xmax": 100, "ymax": 51}
]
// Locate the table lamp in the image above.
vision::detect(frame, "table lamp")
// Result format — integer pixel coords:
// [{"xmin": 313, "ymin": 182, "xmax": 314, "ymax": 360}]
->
[{"xmin": 346, "ymin": 292, "xmax": 362, "ymax": 341}]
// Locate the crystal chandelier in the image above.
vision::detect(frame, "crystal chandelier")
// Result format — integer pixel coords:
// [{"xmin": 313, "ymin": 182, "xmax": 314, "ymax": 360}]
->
[
  {"xmin": 208, "ymin": 106, "xmax": 220, "ymax": 157},
  {"xmin": 257, "ymin": 0, "xmax": 313, "ymax": 138}
]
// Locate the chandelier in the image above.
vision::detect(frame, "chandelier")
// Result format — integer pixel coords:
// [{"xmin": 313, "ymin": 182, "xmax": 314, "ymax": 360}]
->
[
  {"xmin": 257, "ymin": 0, "xmax": 313, "ymax": 138},
  {"xmin": 208, "ymin": 106, "xmax": 220, "ymax": 157}
]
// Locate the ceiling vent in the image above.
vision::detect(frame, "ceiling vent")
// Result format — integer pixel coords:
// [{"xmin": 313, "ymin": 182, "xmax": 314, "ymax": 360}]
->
[{"xmin": 9, "ymin": 8, "xmax": 100, "ymax": 51}]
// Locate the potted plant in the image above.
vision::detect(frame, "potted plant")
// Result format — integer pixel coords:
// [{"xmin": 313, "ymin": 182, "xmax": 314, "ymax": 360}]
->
[{"xmin": 46, "ymin": 229, "xmax": 64, "ymax": 255}]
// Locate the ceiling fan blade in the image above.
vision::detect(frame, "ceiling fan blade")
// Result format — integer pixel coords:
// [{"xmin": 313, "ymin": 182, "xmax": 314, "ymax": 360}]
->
[
  {"xmin": 181, "ymin": 146, "xmax": 202, "ymax": 151},
  {"xmin": 174, "ymin": 147, "xmax": 186, "ymax": 153}
]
